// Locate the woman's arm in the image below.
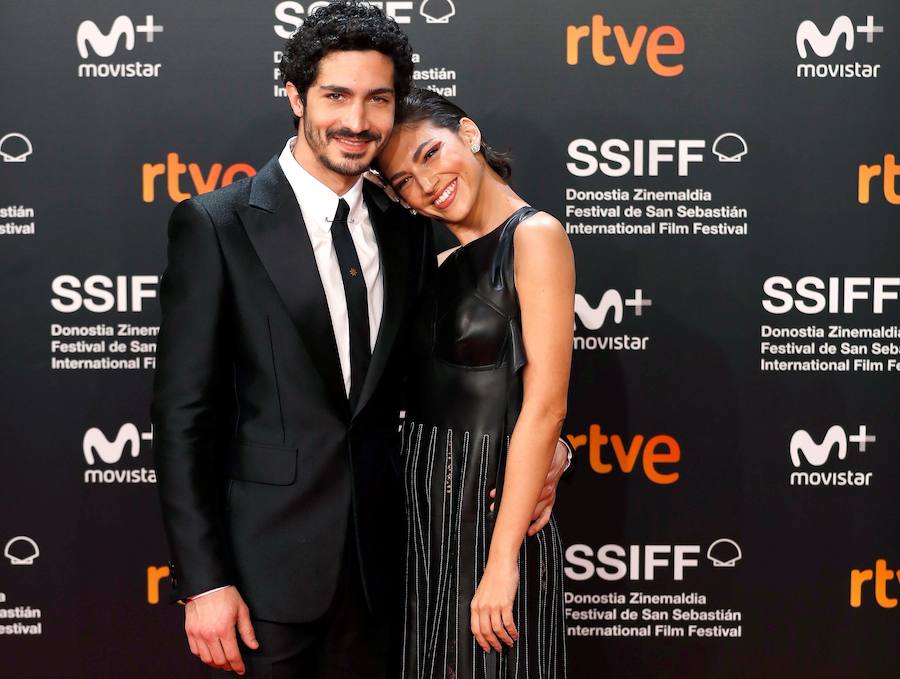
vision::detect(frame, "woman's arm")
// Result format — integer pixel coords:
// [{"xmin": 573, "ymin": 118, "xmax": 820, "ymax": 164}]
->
[{"xmin": 470, "ymin": 212, "xmax": 575, "ymax": 653}]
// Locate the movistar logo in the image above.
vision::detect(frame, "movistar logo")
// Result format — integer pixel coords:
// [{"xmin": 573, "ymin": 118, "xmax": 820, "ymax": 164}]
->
[
  {"xmin": 82, "ymin": 423, "xmax": 156, "ymax": 484},
  {"xmin": 790, "ymin": 425, "xmax": 849, "ymax": 466},
  {"xmin": 83, "ymin": 423, "xmax": 142, "ymax": 464},
  {"xmin": 574, "ymin": 290, "xmax": 652, "ymax": 329},
  {"xmin": 788, "ymin": 425, "xmax": 876, "ymax": 487},
  {"xmin": 77, "ymin": 17, "xmax": 135, "ymax": 58},
  {"xmin": 76, "ymin": 15, "xmax": 164, "ymax": 59},
  {"xmin": 796, "ymin": 17, "xmax": 855, "ymax": 58},
  {"xmin": 575, "ymin": 291, "xmax": 623, "ymax": 329}
]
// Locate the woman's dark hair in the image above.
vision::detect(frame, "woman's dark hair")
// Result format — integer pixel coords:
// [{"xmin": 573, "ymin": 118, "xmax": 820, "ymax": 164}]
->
[
  {"xmin": 279, "ymin": 0, "xmax": 414, "ymax": 127},
  {"xmin": 395, "ymin": 88, "xmax": 513, "ymax": 180}
]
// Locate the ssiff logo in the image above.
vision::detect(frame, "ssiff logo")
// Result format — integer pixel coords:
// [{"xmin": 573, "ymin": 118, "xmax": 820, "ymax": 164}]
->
[
  {"xmin": 850, "ymin": 560, "xmax": 898, "ymax": 608},
  {"xmin": 83, "ymin": 423, "xmax": 157, "ymax": 484},
  {"xmin": 762, "ymin": 276, "xmax": 900, "ymax": 315},
  {"xmin": 420, "ymin": 0, "xmax": 455, "ymax": 23},
  {"xmin": 4, "ymin": 537, "xmax": 40, "ymax": 565},
  {"xmin": 142, "ymin": 153, "xmax": 256, "ymax": 203},
  {"xmin": 789, "ymin": 425, "xmax": 874, "ymax": 487},
  {"xmin": 566, "ymin": 424, "xmax": 680, "ymax": 485},
  {"xmin": 564, "ymin": 538, "xmax": 740, "ymax": 581},
  {"xmin": 76, "ymin": 15, "xmax": 164, "ymax": 78},
  {"xmin": 51, "ymin": 275, "xmax": 159, "ymax": 313},
  {"xmin": 274, "ymin": 1, "xmax": 455, "ymax": 37},
  {"xmin": 567, "ymin": 133, "xmax": 748, "ymax": 178},
  {"xmin": 795, "ymin": 15, "xmax": 883, "ymax": 79},
  {"xmin": 0, "ymin": 133, "xmax": 33, "ymax": 163},
  {"xmin": 573, "ymin": 289, "xmax": 651, "ymax": 351}
]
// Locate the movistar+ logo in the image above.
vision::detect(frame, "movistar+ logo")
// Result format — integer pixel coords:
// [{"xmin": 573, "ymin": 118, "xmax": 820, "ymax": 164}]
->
[
  {"xmin": 573, "ymin": 289, "xmax": 651, "ymax": 352},
  {"xmin": 788, "ymin": 424, "xmax": 875, "ymax": 487},
  {"xmin": 82, "ymin": 422, "xmax": 156, "ymax": 484}
]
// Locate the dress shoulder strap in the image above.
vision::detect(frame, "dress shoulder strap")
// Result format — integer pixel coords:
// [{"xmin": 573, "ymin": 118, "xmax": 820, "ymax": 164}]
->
[
  {"xmin": 489, "ymin": 205, "xmax": 539, "ymax": 292},
  {"xmin": 489, "ymin": 206, "xmax": 539, "ymax": 374}
]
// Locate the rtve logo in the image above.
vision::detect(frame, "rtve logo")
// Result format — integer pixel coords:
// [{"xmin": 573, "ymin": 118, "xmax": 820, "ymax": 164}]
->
[
  {"xmin": 147, "ymin": 564, "xmax": 170, "ymax": 604},
  {"xmin": 142, "ymin": 153, "xmax": 256, "ymax": 203},
  {"xmin": 51, "ymin": 275, "xmax": 159, "ymax": 313},
  {"xmin": 274, "ymin": 1, "xmax": 455, "ymax": 36},
  {"xmin": 789, "ymin": 425, "xmax": 875, "ymax": 487},
  {"xmin": 795, "ymin": 15, "xmax": 883, "ymax": 79},
  {"xmin": 762, "ymin": 276, "xmax": 900, "ymax": 315},
  {"xmin": 83, "ymin": 423, "xmax": 156, "ymax": 484},
  {"xmin": 850, "ymin": 560, "xmax": 899, "ymax": 608},
  {"xmin": 566, "ymin": 424, "xmax": 680, "ymax": 485},
  {"xmin": 858, "ymin": 154, "xmax": 899, "ymax": 204},
  {"xmin": 565, "ymin": 539, "xmax": 741, "ymax": 582},
  {"xmin": 76, "ymin": 15, "xmax": 164, "ymax": 79},
  {"xmin": 573, "ymin": 289, "xmax": 651, "ymax": 351},
  {"xmin": 566, "ymin": 15, "xmax": 685, "ymax": 77}
]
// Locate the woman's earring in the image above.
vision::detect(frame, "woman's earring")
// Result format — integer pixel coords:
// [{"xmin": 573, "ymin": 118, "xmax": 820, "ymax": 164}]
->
[{"xmin": 470, "ymin": 142, "xmax": 481, "ymax": 153}]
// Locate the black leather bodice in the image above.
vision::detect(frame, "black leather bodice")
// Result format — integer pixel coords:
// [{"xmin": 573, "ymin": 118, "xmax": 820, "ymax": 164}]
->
[{"xmin": 405, "ymin": 206, "xmax": 535, "ymax": 433}]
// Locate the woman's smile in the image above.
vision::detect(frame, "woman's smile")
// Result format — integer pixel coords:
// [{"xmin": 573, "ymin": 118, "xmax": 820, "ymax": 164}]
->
[{"xmin": 432, "ymin": 178, "xmax": 458, "ymax": 209}]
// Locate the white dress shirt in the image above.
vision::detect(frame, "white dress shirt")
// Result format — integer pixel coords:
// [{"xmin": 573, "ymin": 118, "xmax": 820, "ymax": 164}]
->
[{"xmin": 278, "ymin": 136, "xmax": 384, "ymax": 397}]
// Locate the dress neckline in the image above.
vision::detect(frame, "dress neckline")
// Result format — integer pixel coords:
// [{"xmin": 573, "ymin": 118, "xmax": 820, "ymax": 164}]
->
[{"xmin": 438, "ymin": 205, "xmax": 532, "ymax": 270}]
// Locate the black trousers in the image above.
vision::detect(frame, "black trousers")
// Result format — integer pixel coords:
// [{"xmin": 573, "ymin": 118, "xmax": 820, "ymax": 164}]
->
[{"xmin": 211, "ymin": 530, "xmax": 392, "ymax": 679}]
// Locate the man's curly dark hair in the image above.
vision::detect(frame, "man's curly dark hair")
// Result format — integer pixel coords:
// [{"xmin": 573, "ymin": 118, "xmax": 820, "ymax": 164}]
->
[{"xmin": 279, "ymin": 1, "xmax": 414, "ymax": 127}]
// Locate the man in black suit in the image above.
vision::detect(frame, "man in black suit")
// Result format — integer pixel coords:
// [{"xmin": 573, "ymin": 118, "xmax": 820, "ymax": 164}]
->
[{"xmin": 151, "ymin": 3, "xmax": 569, "ymax": 677}]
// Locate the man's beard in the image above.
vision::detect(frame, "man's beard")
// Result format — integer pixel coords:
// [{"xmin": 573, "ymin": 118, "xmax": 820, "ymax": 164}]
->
[{"xmin": 303, "ymin": 116, "xmax": 382, "ymax": 177}]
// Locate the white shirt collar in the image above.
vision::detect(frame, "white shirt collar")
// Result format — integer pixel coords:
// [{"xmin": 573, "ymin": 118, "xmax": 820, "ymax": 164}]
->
[{"xmin": 278, "ymin": 136, "xmax": 365, "ymax": 231}]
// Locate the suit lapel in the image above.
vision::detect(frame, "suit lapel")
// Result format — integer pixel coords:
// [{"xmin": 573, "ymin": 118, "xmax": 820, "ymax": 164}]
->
[
  {"xmin": 238, "ymin": 157, "xmax": 348, "ymax": 415},
  {"xmin": 353, "ymin": 183, "xmax": 409, "ymax": 419}
]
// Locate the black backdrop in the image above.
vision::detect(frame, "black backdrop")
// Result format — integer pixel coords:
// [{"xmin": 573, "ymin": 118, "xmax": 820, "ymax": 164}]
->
[{"xmin": 2, "ymin": 1, "xmax": 899, "ymax": 676}]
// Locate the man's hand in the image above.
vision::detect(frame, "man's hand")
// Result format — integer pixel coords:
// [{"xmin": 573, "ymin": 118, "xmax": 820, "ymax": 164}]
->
[
  {"xmin": 489, "ymin": 439, "xmax": 569, "ymax": 536},
  {"xmin": 184, "ymin": 585, "xmax": 258, "ymax": 675}
]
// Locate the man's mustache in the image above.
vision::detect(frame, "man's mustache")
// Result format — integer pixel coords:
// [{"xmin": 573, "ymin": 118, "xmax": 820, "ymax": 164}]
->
[{"xmin": 327, "ymin": 128, "xmax": 382, "ymax": 143}]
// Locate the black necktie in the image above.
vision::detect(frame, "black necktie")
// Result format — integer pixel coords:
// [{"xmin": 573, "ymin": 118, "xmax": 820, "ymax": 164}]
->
[{"xmin": 330, "ymin": 198, "xmax": 370, "ymax": 409}]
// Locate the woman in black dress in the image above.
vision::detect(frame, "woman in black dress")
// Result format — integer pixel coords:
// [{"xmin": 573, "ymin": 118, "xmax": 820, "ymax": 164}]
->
[{"xmin": 376, "ymin": 89, "xmax": 574, "ymax": 679}]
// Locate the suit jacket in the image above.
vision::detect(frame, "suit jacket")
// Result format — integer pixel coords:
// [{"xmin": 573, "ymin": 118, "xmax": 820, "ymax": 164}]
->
[{"xmin": 150, "ymin": 155, "xmax": 433, "ymax": 622}]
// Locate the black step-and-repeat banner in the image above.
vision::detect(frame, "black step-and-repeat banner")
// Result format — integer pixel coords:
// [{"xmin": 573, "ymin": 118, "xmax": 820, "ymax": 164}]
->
[{"xmin": 2, "ymin": 1, "xmax": 899, "ymax": 676}]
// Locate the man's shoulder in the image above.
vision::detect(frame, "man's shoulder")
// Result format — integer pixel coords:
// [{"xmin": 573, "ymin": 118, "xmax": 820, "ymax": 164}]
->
[
  {"xmin": 189, "ymin": 174, "xmax": 254, "ymax": 225},
  {"xmin": 185, "ymin": 154, "xmax": 283, "ymax": 225}
]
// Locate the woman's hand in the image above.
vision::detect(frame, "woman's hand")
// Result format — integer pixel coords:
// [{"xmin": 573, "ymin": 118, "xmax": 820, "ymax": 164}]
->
[
  {"xmin": 362, "ymin": 170, "xmax": 415, "ymax": 212},
  {"xmin": 470, "ymin": 558, "xmax": 519, "ymax": 653}
]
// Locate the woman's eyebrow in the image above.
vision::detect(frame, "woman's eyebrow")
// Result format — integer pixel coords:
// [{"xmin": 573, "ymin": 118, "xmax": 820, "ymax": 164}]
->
[
  {"xmin": 412, "ymin": 138, "xmax": 435, "ymax": 162},
  {"xmin": 389, "ymin": 138, "xmax": 436, "ymax": 183}
]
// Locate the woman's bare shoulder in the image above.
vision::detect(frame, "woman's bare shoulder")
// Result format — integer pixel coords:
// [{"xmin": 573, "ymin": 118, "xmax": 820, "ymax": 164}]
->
[{"xmin": 514, "ymin": 211, "xmax": 568, "ymax": 251}]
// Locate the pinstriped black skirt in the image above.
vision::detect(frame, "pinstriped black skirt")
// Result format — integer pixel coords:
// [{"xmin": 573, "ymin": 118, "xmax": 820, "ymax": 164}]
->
[{"xmin": 399, "ymin": 420, "xmax": 568, "ymax": 679}]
